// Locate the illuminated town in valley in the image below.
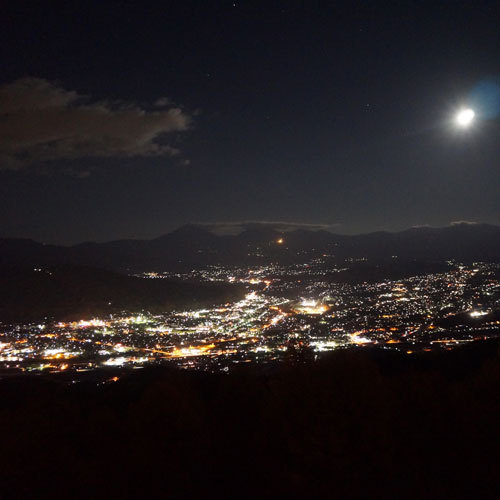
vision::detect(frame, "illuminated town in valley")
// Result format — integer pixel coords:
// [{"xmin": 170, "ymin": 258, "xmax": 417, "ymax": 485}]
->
[
  {"xmin": 2, "ymin": 257, "xmax": 500, "ymax": 377},
  {"xmin": 4, "ymin": 3, "xmax": 500, "ymax": 498}
]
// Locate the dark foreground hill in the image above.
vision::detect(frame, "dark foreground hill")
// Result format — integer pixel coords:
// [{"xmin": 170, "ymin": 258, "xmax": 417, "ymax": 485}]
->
[
  {"xmin": 0, "ymin": 265, "xmax": 245, "ymax": 322},
  {"xmin": 1, "ymin": 340, "xmax": 500, "ymax": 499}
]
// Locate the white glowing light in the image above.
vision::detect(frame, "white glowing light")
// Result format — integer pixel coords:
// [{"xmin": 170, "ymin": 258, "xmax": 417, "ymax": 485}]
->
[
  {"xmin": 294, "ymin": 299, "xmax": 329, "ymax": 315},
  {"xmin": 104, "ymin": 357, "xmax": 127, "ymax": 366},
  {"xmin": 301, "ymin": 299, "xmax": 317, "ymax": 307},
  {"xmin": 114, "ymin": 343, "xmax": 129, "ymax": 353},
  {"xmin": 349, "ymin": 333, "xmax": 372, "ymax": 344},
  {"xmin": 456, "ymin": 108, "xmax": 475, "ymax": 127},
  {"xmin": 245, "ymin": 291, "xmax": 258, "ymax": 301},
  {"xmin": 43, "ymin": 348, "xmax": 64, "ymax": 356},
  {"xmin": 469, "ymin": 310, "xmax": 488, "ymax": 318},
  {"xmin": 311, "ymin": 340, "xmax": 338, "ymax": 352}
]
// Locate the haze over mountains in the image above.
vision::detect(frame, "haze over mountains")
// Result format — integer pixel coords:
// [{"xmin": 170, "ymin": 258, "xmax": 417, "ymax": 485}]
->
[{"xmin": 1, "ymin": 223, "xmax": 500, "ymax": 273}]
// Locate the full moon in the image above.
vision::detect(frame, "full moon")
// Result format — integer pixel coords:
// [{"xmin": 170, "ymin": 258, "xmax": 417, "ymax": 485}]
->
[{"xmin": 456, "ymin": 108, "xmax": 475, "ymax": 127}]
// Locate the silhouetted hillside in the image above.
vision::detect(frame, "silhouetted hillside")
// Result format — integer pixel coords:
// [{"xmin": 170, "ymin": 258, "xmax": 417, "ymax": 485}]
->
[
  {"xmin": 1, "ymin": 340, "xmax": 499, "ymax": 499},
  {"xmin": 0, "ymin": 265, "xmax": 245, "ymax": 322}
]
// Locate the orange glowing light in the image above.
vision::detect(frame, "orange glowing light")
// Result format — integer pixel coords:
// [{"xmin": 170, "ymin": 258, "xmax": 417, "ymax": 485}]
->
[{"xmin": 169, "ymin": 343, "xmax": 216, "ymax": 358}]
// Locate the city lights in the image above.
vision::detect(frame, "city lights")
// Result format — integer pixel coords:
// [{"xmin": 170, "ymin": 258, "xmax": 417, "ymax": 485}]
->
[{"xmin": 0, "ymin": 260, "xmax": 499, "ymax": 375}]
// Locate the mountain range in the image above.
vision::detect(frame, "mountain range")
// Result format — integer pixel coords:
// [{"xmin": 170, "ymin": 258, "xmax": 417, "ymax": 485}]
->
[{"xmin": 1, "ymin": 223, "xmax": 500, "ymax": 273}]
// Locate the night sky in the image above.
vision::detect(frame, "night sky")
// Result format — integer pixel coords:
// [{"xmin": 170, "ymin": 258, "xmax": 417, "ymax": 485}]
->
[{"xmin": 1, "ymin": 1, "xmax": 500, "ymax": 244}]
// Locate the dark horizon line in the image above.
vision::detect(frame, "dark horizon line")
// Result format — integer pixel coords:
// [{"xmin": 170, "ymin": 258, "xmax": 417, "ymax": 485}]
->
[{"xmin": 1, "ymin": 220, "xmax": 499, "ymax": 248}]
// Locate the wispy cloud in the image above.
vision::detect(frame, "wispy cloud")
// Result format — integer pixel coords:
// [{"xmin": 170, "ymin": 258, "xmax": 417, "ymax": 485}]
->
[
  {"xmin": 0, "ymin": 78, "xmax": 191, "ymax": 170},
  {"xmin": 450, "ymin": 220, "xmax": 478, "ymax": 226},
  {"xmin": 196, "ymin": 221, "xmax": 341, "ymax": 235}
]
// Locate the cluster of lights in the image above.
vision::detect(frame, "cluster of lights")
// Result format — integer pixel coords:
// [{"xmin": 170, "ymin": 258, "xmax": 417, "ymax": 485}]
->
[
  {"xmin": 293, "ymin": 299, "xmax": 329, "ymax": 315},
  {"xmin": 1, "ymin": 261, "xmax": 500, "ymax": 374}
]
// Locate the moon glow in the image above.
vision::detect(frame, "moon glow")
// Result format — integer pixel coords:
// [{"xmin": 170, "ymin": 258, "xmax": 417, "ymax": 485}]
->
[{"xmin": 456, "ymin": 108, "xmax": 475, "ymax": 127}]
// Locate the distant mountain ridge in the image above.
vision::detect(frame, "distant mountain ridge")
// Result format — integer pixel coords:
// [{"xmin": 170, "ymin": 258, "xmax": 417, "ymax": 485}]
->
[{"xmin": 2, "ymin": 223, "xmax": 500, "ymax": 272}]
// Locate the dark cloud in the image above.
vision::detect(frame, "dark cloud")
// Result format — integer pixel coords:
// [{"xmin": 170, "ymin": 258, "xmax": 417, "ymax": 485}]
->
[
  {"xmin": 0, "ymin": 78, "xmax": 191, "ymax": 169},
  {"xmin": 154, "ymin": 97, "xmax": 171, "ymax": 107},
  {"xmin": 411, "ymin": 222, "xmax": 485, "ymax": 230},
  {"xmin": 198, "ymin": 221, "xmax": 341, "ymax": 235}
]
